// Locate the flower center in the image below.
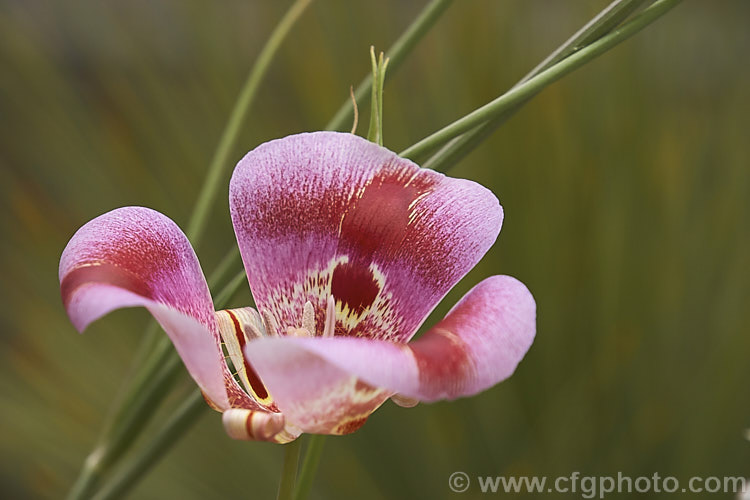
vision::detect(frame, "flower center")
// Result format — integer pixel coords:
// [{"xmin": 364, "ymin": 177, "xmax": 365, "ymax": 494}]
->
[{"xmin": 284, "ymin": 295, "xmax": 336, "ymax": 337}]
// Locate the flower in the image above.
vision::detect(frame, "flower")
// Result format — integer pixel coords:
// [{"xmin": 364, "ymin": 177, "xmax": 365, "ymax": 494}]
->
[{"xmin": 59, "ymin": 131, "xmax": 536, "ymax": 443}]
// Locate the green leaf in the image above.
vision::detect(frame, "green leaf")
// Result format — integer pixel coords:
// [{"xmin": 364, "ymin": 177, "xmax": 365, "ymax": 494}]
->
[{"xmin": 400, "ymin": 0, "xmax": 684, "ymax": 165}]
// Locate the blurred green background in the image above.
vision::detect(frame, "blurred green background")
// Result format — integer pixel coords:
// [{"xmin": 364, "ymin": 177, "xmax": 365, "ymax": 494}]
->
[{"xmin": 1, "ymin": 1, "xmax": 748, "ymax": 498}]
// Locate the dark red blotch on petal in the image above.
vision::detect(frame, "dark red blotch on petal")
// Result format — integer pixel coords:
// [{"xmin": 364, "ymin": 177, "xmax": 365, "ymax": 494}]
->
[
  {"xmin": 339, "ymin": 168, "xmax": 436, "ymax": 260},
  {"xmin": 410, "ymin": 330, "xmax": 472, "ymax": 398},
  {"xmin": 330, "ymin": 168, "xmax": 437, "ymax": 328},
  {"xmin": 330, "ymin": 261, "xmax": 380, "ymax": 317}
]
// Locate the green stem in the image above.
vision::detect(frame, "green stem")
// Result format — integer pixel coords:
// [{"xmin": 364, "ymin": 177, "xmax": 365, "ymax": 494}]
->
[
  {"xmin": 400, "ymin": 0, "xmax": 683, "ymax": 162},
  {"xmin": 67, "ymin": 337, "xmax": 176, "ymax": 500},
  {"xmin": 69, "ymin": 270, "xmax": 246, "ymax": 500},
  {"xmin": 325, "ymin": 0, "xmax": 453, "ymax": 131},
  {"xmin": 186, "ymin": 0, "xmax": 314, "ymax": 243},
  {"xmin": 517, "ymin": 0, "xmax": 649, "ymax": 87},
  {"xmin": 85, "ymin": 269, "xmax": 250, "ymax": 500},
  {"xmin": 86, "ymin": 251, "xmax": 243, "ymax": 485},
  {"xmin": 91, "ymin": 390, "xmax": 207, "ymax": 500},
  {"xmin": 422, "ymin": 0, "xmax": 649, "ymax": 173},
  {"xmin": 293, "ymin": 435, "xmax": 327, "ymax": 500},
  {"xmin": 207, "ymin": 247, "xmax": 243, "ymax": 286},
  {"xmin": 213, "ymin": 269, "xmax": 251, "ymax": 307},
  {"xmin": 277, "ymin": 439, "xmax": 302, "ymax": 500}
]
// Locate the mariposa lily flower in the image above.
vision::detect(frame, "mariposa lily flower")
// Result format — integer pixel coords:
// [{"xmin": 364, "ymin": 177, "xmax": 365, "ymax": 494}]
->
[{"xmin": 60, "ymin": 132, "xmax": 535, "ymax": 443}]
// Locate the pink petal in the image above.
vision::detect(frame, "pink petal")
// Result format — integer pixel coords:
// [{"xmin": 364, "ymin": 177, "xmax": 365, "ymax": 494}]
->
[
  {"xmin": 243, "ymin": 336, "xmax": 393, "ymax": 434},
  {"xmin": 408, "ymin": 275, "xmax": 536, "ymax": 400},
  {"xmin": 230, "ymin": 132, "xmax": 502, "ymax": 342},
  {"xmin": 59, "ymin": 207, "xmax": 254, "ymax": 410},
  {"xmin": 244, "ymin": 275, "xmax": 535, "ymax": 433}
]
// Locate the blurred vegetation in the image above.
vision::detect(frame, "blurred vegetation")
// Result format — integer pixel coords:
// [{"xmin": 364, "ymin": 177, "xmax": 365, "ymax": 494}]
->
[{"xmin": 1, "ymin": 1, "xmax": 749, "ymax": 498}]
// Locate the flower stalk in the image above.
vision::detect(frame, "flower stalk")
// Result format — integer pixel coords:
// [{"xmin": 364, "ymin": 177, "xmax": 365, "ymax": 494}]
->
[
  {"xmin": 277, "ymin": 440, "xmax": 302, "ymax": 500},
  {"xmin": 187, "ymin": 0, "xmax": 314, "ymax": 243},
  {"xmin": 91, "ymin": 391, "xmax": 208, "ymax": 500},
  {"xmin": 293, "ymin": 435, "xmax": 327, "ymax": 500}
]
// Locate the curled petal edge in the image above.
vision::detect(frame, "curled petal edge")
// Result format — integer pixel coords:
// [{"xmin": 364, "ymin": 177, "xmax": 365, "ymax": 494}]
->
[
  {"xmin": 222, "ymin": 408, "xmax": 299, "ymax": 443},
  {"xmin": 64, "ymin": 283, "xmax": 232, "ymax": 410},
  {"xmin": 59, "ymin": 206, "xmax": 248, "ymax": 411}
]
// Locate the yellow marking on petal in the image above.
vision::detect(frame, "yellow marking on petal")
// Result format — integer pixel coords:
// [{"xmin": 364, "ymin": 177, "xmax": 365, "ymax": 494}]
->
[
  {"xmin": 407, "ymin": 191, "xmax": 431, "ymax": 222},
  {"xmin": 332, "ymin": 414, "xmax": 370, "ymax": 435},
  {"xmin": 261, "ymin": 254, "xmax": 414, "ymax": 341},
  {"xmin": 402, "ymin": 168, "xmax": 423, "ymax": 188}
]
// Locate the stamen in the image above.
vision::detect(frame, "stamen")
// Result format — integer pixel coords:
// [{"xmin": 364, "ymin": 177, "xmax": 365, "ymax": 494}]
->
[
  {"xmin": 244, "ymin": 320, "xmax": 266, "ymax": 340},
  {"xmin": 262, "ymin": 310, "xmax": 279, "ymax": 337},
  {"xmin": 286, "ymin": 326, "xmax": 310, "ymax": 337},
  {"xmin": 302, "ymin": 300, "xmax": 316, "ymax": 335},
  {"xmin": 322, "ymin": 295, "xmax": 336, "ymax": 337},
  {"xmin": 242, "ymin": 307, "xmax": 267, "ymax": 337}
]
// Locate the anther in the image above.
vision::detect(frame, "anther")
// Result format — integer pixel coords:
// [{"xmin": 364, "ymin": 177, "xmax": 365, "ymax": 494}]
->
[
  {"xmin": 322, "ymin": 295, "xmax": 336, "ymax": 337},
  {"xmin": 262, "ymin": 310, "xmax": 279, "ymax": 337},
  {"xmin": 302, "ymin": 300, "xmax": 316, "ymax": 336},
  {"xmin": 286, "ymin": 326, "xmax": 311, "ymax": 337}
]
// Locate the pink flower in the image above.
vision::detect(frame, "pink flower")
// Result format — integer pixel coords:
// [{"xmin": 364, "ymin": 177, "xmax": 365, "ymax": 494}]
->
[{"xmin": 59, "ymin": 132, "xmax": 536, "ymax": 443}]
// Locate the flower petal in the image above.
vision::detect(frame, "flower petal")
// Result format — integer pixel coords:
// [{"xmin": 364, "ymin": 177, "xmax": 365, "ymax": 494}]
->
[
  {"xmin": 59, "ymin": 206, "xmax": 255, "ymax": 410},
  {"xmin": 230, "ymin": 131, "xmax": 502, "ymax": 342},
  {"xmin": 242, "ymin": 337, "xmax": 392, "ymax": 434},
  {"xmin": 406, "ymin": 275, "xmax": 536, "ymax": 400},
  {"xmin": 222, "ymin": 408, "xmax": 299, "ymax": 443},
  {"xmin": 215, "ymin": 307, "xmax": 274, "ymax": 409},
  {"xmin": 244, "ymin": 275, "xmax": 535, "ymax": 433}
]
